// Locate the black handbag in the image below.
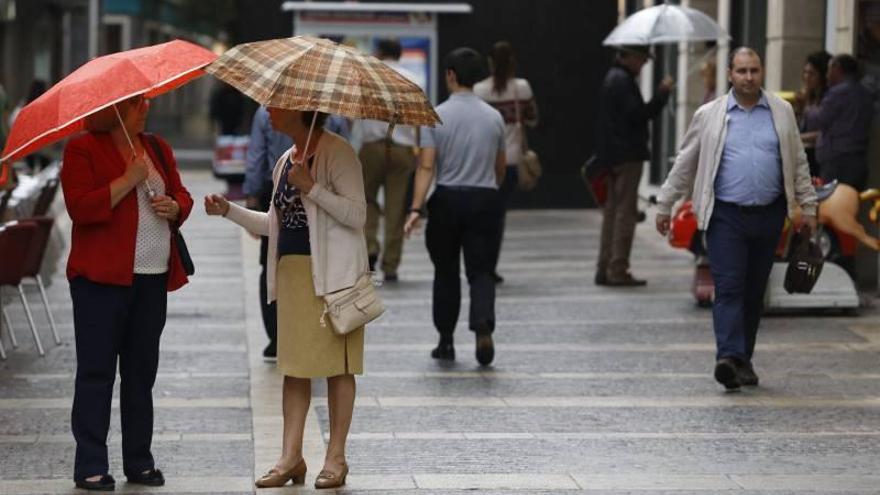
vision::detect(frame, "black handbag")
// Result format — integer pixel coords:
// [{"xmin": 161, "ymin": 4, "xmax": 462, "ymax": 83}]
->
[
  {"xmin": 784, "ymin": 231, "xmax": 823, "ymax": 294},
  {"xmin": 144, "ymin": 134, "xmax": 195, "ymax": 276}
]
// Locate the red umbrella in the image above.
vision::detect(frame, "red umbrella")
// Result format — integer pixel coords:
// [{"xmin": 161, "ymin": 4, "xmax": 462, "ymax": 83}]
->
[{"xmin": 0, "ymin": 39, "xmax": 217, "ymax": 164}]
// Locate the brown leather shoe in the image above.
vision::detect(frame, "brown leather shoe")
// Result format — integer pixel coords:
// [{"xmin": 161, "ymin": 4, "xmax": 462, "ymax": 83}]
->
[
  {"xmin": 606, "ymin": 273, "xmax": 647, "ymax": 286},
  {"xmin": 314, "ymin": 463, "xmax": 348, "ymax": 489},
  {"xmin": 255, "ymin": 459, "xmax": 307, "ymax": 488}
]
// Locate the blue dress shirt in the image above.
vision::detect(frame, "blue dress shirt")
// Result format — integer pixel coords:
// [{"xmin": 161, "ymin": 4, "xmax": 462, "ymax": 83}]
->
[
  {"xmin": 714, "ymin": 90, "xmax": 783, "ymax": 206},
  {"xmin": 244, "ymin": 107, "xmax": 294, "ymax": 197}
]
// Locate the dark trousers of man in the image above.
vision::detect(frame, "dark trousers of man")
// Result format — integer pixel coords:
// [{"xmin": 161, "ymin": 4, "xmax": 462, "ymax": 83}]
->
[
  {"xmin": 425, "ymin": 186, "xmax": 502, "ymax": 338},
  {"xmin": 597, "ymin": 162, "xmax": 642, "ymax": 279},
  {"xmin": 706, "ymin": 197, "xmax": 785, "ymax": 362},
  {"xmin": 70, "ymin": 274, "xmax": 167, "ymax": 481},
  {"xmin": 489, "ymin": 165, "xmax": 518, "ymax": 274},
  {"xmin": 820, "ymin": 152, "xmax": 867, "ymax": 191},
  {"xmin": 258, "ymin": 184, "xmax": 277, "ymax": 348}
]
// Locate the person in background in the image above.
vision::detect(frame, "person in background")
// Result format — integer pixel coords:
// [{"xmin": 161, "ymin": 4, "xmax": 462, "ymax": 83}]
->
[
  {"xmin": 794, "ymin": 51, "xmax": 832, "ymax": 178},
  {"xmin": 655, "ymin": 48, "xmax": 817, "ymax": 391},
  {"xmin": 209, "ymin": 82, "xmax": 246, "ymax": 135},
  {"xmin": 352, "ymin": 38, "xmax": 421, "ymax": 282},
  {"xmin": 244, "ymin": 106, "xmax": 293, "ymax": 360},
  {"xmin": 815, "ymin": 54, "xmax": 873, "ymax": 190},
  {"xmin": 404, "ymin": 47, "xmax": 505, "ymax": 366},
  {"xmin": 474, "ymin": 40, "xmax": 539, "ymax": 284},
  {"xmin": 594, "ymin": 45, "xmax": 673, "ymax": 286},
  {"xmin": 61, "ymin": 94, "xmax": 193, "ymax": 491},
  {"xmin": 699, "ymin": 56, "xmax": 717, "ymax": 104}
]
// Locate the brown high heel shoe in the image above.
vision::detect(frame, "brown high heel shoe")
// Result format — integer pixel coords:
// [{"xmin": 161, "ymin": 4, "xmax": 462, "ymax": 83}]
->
[
  {"xmin": 314, "ymin": 463, "xmax": 348, "ymax": 489},
  {"xmin": 254, "ymin": 459, "xmax": 307, "ymax": 488}
]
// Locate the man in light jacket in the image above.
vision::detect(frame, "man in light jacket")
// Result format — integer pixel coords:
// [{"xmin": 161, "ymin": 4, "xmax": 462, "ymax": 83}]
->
[{"xmin": 655, "ymin": 47, "xmax": 818, "ymax": 391}]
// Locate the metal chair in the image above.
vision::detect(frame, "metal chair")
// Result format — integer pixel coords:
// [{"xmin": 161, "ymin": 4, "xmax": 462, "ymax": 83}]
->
[
  {"xmin": 0, "ymin": 221, "xmax": 44, "ymax": 357},
  {"xmin": 19, "ymin": 217, "xmax": 61, "ymax": 345},
  {"xmin": 31, "ymin": 177, "xmax": 59, "ymax": 217}
]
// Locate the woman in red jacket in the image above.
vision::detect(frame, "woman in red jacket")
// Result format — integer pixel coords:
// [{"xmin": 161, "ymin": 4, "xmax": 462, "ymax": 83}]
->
[{"xmin": 60, "ymin": 94, "xmax": 193, "ymax": 491}]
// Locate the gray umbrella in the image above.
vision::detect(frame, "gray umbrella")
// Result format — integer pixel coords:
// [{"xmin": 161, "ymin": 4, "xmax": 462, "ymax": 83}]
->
[{"xmin": 603, "ymin": 4, "xmax": 728, "ymax": 46}]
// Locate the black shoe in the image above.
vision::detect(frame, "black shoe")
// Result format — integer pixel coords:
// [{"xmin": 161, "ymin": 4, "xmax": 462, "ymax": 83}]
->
[
  {"xmin": 368, "ymin": 254, "xmax": 378, "ymax": 272},
  {"xmin": 714, "ymin": 358, "xmax": 742, "ymax": 391},
  {"xmin": 492, "ymin": 272, "xmax": 504, "ymax": 284},
  {"xmin": 126, "ymin": 468, "xmax": 164, "ymax": 487},
  {"xmin": 384, "ymin": 272, "xmax": 398, "ymax": 282},
  {"xmin": 475, "ymin": 333, "xmax": 495, "ymax": 366},
  {"xmin": 263, "ymin": 342, "xmax": 277, "ymax": 362},
  {"xmin": 737, "ymin": 360, "xmax": 759, "ymax": 386},
  {"xmin": 594, "ymin": 271, "xmax": 608, "ymax": 286},
  {"xmin": 75, "ymin": 474, "xmax": 115, "ymax": 491},
  {"xmin": 606, "ymin": 273, "xmax": 647, "ymax": 287},
  {"xmin": 431, "ymin": 342, "xmax": 455, "ymax": 360}
]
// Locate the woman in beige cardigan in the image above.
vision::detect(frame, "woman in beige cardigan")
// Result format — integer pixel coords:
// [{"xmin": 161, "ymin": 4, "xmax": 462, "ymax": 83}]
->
[{"xmin": 205, "ymin": 108, "xmax": 368, "ymax": 490}]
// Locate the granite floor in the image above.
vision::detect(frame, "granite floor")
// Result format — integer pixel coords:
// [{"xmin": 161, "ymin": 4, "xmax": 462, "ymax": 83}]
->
[{"xmin": 1, "ymin": 170, "xmax": 878, "ymax": 494}]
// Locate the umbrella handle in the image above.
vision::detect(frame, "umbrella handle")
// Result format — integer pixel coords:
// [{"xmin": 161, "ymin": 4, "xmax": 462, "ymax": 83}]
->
[
  {"xmin": 113, "ymin": 103, "xmax": 155, "ymax": 198},
  {"xmin": 297, "ymin": 111, "xmax": 320, "ymax": 166}
]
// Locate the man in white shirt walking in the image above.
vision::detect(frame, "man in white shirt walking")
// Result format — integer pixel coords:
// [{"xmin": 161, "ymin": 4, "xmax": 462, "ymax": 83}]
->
[{"xmin": 352, "ymin": 39, "xmax": 422, "ymax": 282}]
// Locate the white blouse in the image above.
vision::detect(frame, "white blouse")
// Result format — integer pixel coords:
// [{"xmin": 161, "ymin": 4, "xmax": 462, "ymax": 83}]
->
[{"xmin": 133, "ymin": 154, "xmax": 171, "ymax": 274}]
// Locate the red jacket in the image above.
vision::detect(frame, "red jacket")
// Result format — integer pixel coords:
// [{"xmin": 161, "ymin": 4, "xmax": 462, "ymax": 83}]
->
[{"xmin": 61, "ymin": 132, "xmax": 194, "ymax": 291}]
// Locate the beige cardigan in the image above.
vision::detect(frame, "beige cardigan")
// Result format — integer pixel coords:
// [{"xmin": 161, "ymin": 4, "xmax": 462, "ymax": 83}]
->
[
  {"xmin": 656, "ymin": 91, "xmax": 818, "ymax": 230},
  {"xmin": 225, "ymin": 131, "xmax": 368, "ymax": 301}
]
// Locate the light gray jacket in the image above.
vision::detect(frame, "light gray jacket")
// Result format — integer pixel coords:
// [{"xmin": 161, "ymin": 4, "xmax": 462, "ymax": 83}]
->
[
  {"xmin": 225, "ymin": 131, "xmax": 368, "ymax": 301},
  {"xmin": 656, "ymin": 91, "xmax": 817, "ymax": 230}
]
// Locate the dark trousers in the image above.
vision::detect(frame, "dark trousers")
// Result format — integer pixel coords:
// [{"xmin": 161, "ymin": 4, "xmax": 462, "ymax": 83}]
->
[
  {"xmin": 490, "ymin": 165, "xmax": 518, "ymax": 274},
  {"xmin": 70, "ymin": 274, "xmax": 167, "ymax": 481},
  {"xmin": 258, "ymin": 185, "xmax": 278, "ymax": 346},
  {"xmin": 425, "ymin": 186, "xmax": 502, "ymax": 337},
  {"xmin": 706, "ymin": 198, "xmax": 785, "ymax": 362},
  {"xmin": 820, "ymin": 152, "xmax": 867, "ymax": 190}
]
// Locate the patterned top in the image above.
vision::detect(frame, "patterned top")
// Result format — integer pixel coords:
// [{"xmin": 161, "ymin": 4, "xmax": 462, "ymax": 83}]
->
[
  {"xmin": 273, "ymin": 156, "xmax": 310, "ymax": 229},
  {"xmin": 134, "ymin": 154, "xmax": 171, "ymax": 274}
]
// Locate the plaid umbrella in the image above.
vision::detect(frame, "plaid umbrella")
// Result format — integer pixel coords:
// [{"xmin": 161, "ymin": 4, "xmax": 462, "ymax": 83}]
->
[{"xmin": 205, "ymin": 36, "xmax": 440, "ymax": 127}]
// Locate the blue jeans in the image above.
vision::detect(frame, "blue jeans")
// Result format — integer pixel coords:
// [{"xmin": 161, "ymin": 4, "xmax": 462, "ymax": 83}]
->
[{"xmin": 706, "ymin": 197, "xmax": 785, "ymax": 361}]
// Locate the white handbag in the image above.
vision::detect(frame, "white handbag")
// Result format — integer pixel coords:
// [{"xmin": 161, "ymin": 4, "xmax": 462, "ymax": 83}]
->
[{"xmin": 321, "ymin": 272, "xmax": 385, "ymax": 335}]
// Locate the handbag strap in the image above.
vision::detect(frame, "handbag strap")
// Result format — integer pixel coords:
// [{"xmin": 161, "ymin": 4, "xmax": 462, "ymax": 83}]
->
[
  {"xmin": 143, "ymin": 133, "xmax": 179, "ymax": 231},
  {"xmin": 512, "ymin": 82, "xmax": 529, "ymax": 153}
]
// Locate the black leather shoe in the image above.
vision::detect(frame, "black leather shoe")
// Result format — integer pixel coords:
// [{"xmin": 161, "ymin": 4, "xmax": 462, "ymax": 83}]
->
[
  {"xmin": 714, "ymin": 358, "xmax": 742, "ymax": 391},
  {"xmin": 594, "ymin": 271, "xmax": 608, "ymax": 286},
  {"xmin": 431, "ymin": 342, "xmax": 455, "ymax": 360},
  {"xmin": 126, "ymin": 468, "xmax": 164, "ymax": 486},
  {"xmin": 75, "ymin": 474, "xmax": 115, "ymax": 491},
  {"xmin": 737, "ymin": 361, "xmax": 759, "ymax": 386},
  {"xmin": 492, "ymin": 272, "xmax": 504, "ymax": 284},
  {"xmin": 263, "ymin": 342, "xmax": 277, "ymax": 361},
  {"xmin": 606, "ymin": 273, "xmax": 647, "ymax": 286},
  {"xmin": 384, "ymin": 272, "xmax": 399, "ymax": 282},
  {"xmin": 475, "ymin": 333, "xmax": 495, "ymax": 366}
]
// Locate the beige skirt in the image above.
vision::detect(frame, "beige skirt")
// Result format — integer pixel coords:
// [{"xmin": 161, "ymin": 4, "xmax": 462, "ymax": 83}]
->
[{"xmin": 276, "ymin": 255, "xmax": 364, "ymax": 378}]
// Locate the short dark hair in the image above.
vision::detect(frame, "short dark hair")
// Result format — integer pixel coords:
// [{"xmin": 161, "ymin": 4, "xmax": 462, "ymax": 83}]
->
[
  {"xmin": 376, "ymin": 38, "xmax": 402, "ymax": 60},
  {"xmin": 728, "ymin": 46, "xmax": 762, "ymax": 69},
  {"xmin": 444, "ymin": 47, "xmax": 486, "ymax": 88},
  {"xmin": 831, "ymin": 54, "xmax": 860, "ymax": 77},
  {"xmin": 301, "ymin": 111, "xmax": 329, "ymax": 129}
]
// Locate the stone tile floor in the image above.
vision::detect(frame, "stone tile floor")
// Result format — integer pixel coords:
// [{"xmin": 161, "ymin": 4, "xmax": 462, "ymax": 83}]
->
[{"xmin": 0, "ymin": 170, "xmax": 878, "ymax": 493}]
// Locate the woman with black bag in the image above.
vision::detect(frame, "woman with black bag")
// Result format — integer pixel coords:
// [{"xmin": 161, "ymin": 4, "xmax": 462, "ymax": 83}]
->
[{"xmin": 61, "ymin": 94, "xmax": 193, "ymax": 491}]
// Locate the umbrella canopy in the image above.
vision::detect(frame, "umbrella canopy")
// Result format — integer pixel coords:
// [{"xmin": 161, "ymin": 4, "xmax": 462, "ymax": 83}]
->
[
  {"xmin": 206, "ymin": 36, "xmax": 440, "ymax": 127},
  {"xmin": 1, "ymin": 39, "xmax": 217, "ymax": 162},
  {"xmin": 603, "ymin": 4, "xmax": 728, "ymax": 46}
]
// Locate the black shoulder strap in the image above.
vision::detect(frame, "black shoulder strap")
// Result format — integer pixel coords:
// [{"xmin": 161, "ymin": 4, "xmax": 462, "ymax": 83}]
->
[{"xmin": 143, "ymin": 133, "xmax": 169, "ymax": 176}]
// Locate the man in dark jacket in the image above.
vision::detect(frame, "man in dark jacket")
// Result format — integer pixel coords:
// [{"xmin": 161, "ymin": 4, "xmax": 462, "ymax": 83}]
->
[
  {"xmin": 816, "ymin": 54, "xmax": 873, "ymax": 190},
  {"xmin": 595, "ymin": 45, "xmax": 673, "ymax": 286}
]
